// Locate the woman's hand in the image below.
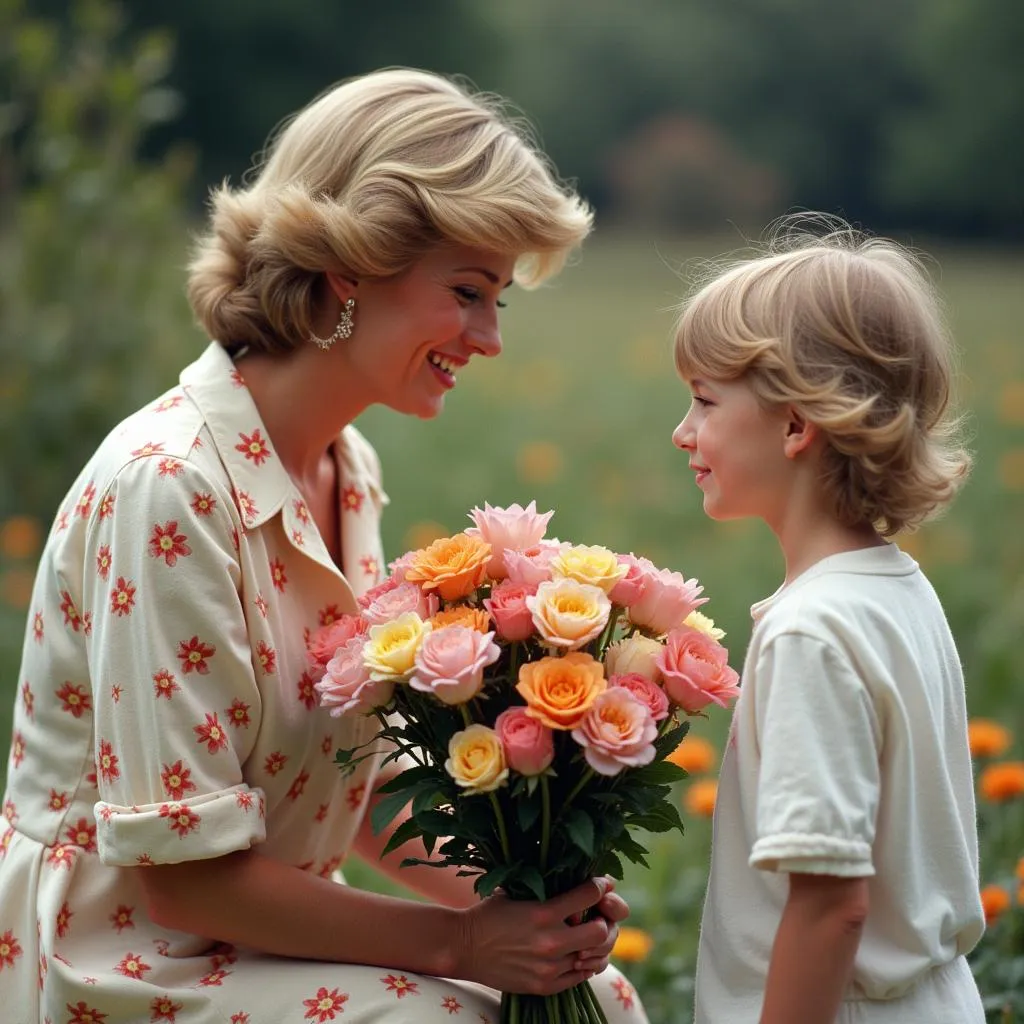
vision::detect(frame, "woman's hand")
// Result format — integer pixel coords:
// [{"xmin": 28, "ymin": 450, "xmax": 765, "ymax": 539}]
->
[{"xmin": 455, "ymin": 876, "xmax": 623, "ymax": 995}]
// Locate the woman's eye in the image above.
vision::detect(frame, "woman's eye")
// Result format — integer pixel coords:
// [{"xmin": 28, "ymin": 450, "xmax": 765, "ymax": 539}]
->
[{"xmin": 454, "ymin": 286, "xmax": 480, "ymax": 304}]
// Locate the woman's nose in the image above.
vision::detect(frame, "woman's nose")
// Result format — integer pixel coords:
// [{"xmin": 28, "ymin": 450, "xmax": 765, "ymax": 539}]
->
[{"xmin": 466, "ymin": 310, "xmax": 503, "ymax": 358}]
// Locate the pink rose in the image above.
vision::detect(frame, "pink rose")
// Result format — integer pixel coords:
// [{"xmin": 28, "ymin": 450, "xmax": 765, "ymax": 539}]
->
[
  {"xmin": 504, "ymin": 540, "xmax": 567, "ymax": 588},
  {"xmin": 483, "ymin": 580, "xmax": 538, "ymax": 641},
  {"xmin": 571, "ymin": 688, "xmax": 658, "ymax": 776},
  {"xmin": 608, "ymin": 554, "xmax": 647, "ymax": 607},
  {"xmin": 609, "ymin": 672, "xmax": 670, "ymax": 722},
  {"xmin": 656, "ymin": 626, "xmax": 740, "ymax": 713},
  {"xmin": 494, "ymin": 706, "xmax": 555, "ymax": 776},
  {"xmin": 358, "ymin": 575, "xmax": 401, "ymax": 609},
  {"xmin": 362, "ymin": 581, "xmax": 439, "ymax": 626},
  {"xmin": 627, "ymin": 559, "xmax": 708, "ymax": 635},
  {"xmin": 466, "ymin": 501, "xmax": 555, "ymax": 579},
  {"xmin": 387, "ymin": 552, "xmax": 418, "ymax": 583},
  {"xmin": 306, "ymin": 613, "xmax": 369, "ymax": 680},
  {"xmin": 409, "ymin": 626, "xmax": 501, "ymax": 706},
  {"xmin": 315, "ymin": 636, "xmax": 392, "ymax": 716}
]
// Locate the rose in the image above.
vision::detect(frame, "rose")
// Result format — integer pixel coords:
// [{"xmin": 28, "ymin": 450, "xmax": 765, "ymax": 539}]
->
[
  {"xmin": 551, "ymin": 544, "xmax": 628, "ymax": 595},
  {"xmin": 608, "ymin": 554, "xmax": 647, "ymax": 607},
  {"xmin": 527, "ymin": 578, "xmax": 611, "ymax": 650},
  {"xmin": 362, "ymin": 612, "xmax": 432, "ymax": 682},
  {"xmin": 504, "ymin": 540, "xmax": 566, "ymax": 588},
  {"xmin": 483, "ymin": 580, "xmax": 537, "ymax": 642},
  {"xmin": 362, "ymin": 581, "xmax": 439, "ymax": 626},
  {"xmin": 682, "ymin": 609, "xmax": 726, "ymax": 641},
  {"xmin": 357, "ymin": 575, "xmax": 401, "ymax": 610},
  {"xmin": 409, "ymin": 626, "xmax": 501, "ymax": 706},
  {"xmin": 656, "ymin": 626, "xmax": 740, "ymax": 712},
  {"xmin": 627, "ymin": 559, "xmax": 708, "ymax": 635},
  {"xmin": 445, "ymin": 724, "xmax": 509, "ymax": 794},
  {"xmin": 306, "ymin": 613, "xmax": 369, "ymax": 680},
  {"xmin": 465, "ymin": 501, "xmax": 554, "ymax": 578},
  {"xmin": 404, "ymin": 533, "xmax": 492, "ymax": 601},
  {"xmin": 604, "ymin": 633, "xmax": 665, "ymax": 683},
  {"xmin": 571, "ymin": 688, "xmax": 658, "ymax": 776},
  {"xmin": 494, "ymin": 706, "xmax": 554, "ymax": 776},
  {"xmin": 430, "ymin": 606, "xmax": 492, "ymax": 633},
  {"xmin": 609, "ymin": 672, "xmax": 669, "ymax": 722},
  {"xmin": 315, "ymin": 637, "xmax": 393, "ymax": 716},
  {"xmin": 387, "ymin": 551, "xmax": 418, "ymax": 583},
  {"xmin": 516, "ymin": 651, "xmax": 607, "ymax": 730}
]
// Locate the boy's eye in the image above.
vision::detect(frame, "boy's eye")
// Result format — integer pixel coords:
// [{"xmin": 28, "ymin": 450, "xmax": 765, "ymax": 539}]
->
[{"xmin": 692, "ymin": 396, "xmax": 712, "ymax": 407}]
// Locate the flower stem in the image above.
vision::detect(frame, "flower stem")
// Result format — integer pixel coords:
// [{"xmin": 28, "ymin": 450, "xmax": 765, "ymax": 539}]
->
[
  {"xmin": 488, "ymin": 790, "xmax": 512, "ymax": 863},
  {"xmin": 540, "ymin": 773, "xmax": 551, "ymax": 871},
  {"xmin": 508, "ymin": 641, "xmax": 521, "ymax": 684}
]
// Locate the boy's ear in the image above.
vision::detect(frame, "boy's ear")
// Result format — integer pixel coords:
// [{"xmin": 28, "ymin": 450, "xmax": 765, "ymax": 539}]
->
[{"xmin": 782, "ymin": 407, "xmax": 818, "ymax": 459}]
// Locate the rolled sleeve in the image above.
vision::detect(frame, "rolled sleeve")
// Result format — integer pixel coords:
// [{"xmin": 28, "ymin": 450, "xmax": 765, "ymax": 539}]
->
[
  {"xmin": 82, "ymin": 455, "xmax": 265, "ymax": 866},
  {"xmin": 750, "ymin": 633, "xmax": 881, "ymax": 877}
]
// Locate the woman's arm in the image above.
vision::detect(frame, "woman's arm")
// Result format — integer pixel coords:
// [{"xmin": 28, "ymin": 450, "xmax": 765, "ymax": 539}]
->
[
  {"xmin": 136, "ymin": 850, "xmax": 615, "ymax": 995},
  {"xmin": 759, "ymin": 873, "xmax": 869, "ymax": 1024}
]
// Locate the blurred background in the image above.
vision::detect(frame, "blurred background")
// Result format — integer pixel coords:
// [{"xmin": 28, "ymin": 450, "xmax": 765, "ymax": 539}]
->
[{"xmin": 2, "ymin": 0, "xmax": 1023, "ymax": 1019}]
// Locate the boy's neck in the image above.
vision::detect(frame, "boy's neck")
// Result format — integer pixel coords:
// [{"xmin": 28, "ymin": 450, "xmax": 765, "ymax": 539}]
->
[{"xmin": 777, "ymin": 517, "xmax": 886, "ymax": 585}]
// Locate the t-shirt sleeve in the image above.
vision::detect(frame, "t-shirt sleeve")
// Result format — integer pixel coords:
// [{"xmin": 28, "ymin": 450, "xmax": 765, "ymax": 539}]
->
[
  {"xmin": 82, "ymin": 454, "xmax": 267, "ymax": 866},
  {"xmin": 749, "ymin": 632, "xmax": 881, "ymax": 877}
]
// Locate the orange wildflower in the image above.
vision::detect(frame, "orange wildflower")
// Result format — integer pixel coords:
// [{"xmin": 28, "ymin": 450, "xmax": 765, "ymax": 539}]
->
[
  {"xmin": 667, "ymin": 736, "xmax": 718, "ymax": 775},
  {"xmin": 1017, "ymin": 856, "xmax": 1024, "ymax": 883},
  {"xmin": 611, "ymin": 927, "xmax": 654, "ymax": 963},
  {"xmin": 967, "ymin": 719, "xmax": 1012, "ymax": 759},
  {"xmin": 405, "ymin": 533, "xmax": 491, "ymax": 601},
  {"xmin": 979, "ymin": 761, "xmax": 1024, "ymax": 802},
  {"xmin": 430, "ymin": 606, "xmax": 492, "ymax": 633},
  {"xmin": 684, "ymin": 779, "xmax": 718, "ymax": 818},
  {"xmin": 980, "ymin": 884, "xmax": 1011, "ymax": 925}
]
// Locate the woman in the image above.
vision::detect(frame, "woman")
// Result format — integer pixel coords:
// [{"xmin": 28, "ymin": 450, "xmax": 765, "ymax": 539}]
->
[{"xmin": 0, "ymin": 69, "xmax": 648, "ymax": 1022}]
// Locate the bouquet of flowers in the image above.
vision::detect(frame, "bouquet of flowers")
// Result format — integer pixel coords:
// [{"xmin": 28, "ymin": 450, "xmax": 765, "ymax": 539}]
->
[{"xmin": 309, "ymin": 502, "xmax": 740, "ymax": 1024}]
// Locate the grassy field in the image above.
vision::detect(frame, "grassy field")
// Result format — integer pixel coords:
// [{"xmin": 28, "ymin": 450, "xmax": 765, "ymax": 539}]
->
[{"xmin": 2, "ymin": 230, "xmax": 1023, "ymax": 1020}]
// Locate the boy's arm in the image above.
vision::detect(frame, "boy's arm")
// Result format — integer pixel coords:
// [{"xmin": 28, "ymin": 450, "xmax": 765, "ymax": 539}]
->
[{"xmin": 760, "ymin": 873, "xmax": 869, "ymax": 1024}]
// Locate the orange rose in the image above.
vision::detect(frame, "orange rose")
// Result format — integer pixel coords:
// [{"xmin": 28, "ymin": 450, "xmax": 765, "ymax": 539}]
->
[
  {"xmin": 979, "ymin": 761, "xmax": 1024, "ymax": 802},
  {"xmin": 980, "ymin": 884, "xmax": 1011, "ymax": 925},
  {"xmin": 430, "ymin": 606, "xmax": 492, "ymax": 633},
  {"xmin": 967, "ymin": 718, "xmax": 1012, "ymax": 759},
  {"xmin": 405, "ymin": 533, "xmax": 492, "ymax": 602},
  {"xmin": 516, "ymin": 652, "xmax": 606, "ymax": 730},
  {"xmin": 667, "ymin": 736, "xmax": 718, "ymax": 775}
]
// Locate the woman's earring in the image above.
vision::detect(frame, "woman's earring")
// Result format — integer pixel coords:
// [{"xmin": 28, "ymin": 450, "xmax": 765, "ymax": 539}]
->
[{"xmin": 310, "ymin": 298, "xmax": 356, "ymax": 351}]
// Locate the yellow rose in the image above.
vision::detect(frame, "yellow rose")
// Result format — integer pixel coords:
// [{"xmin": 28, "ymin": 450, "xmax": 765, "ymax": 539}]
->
[
  {"xmin": 604, "ymin": 633, "xmax": 665, "ymax": 682},
  {"xmin": 363, "ymin": 612, "xmax": 431, "ymax": 681},
  {"xmin": 517, "ymin": 652, "xmax": 607, "ymax": 730},
  {"xmin": 682, "ymin": 610, "xmax": 726, "ymax": 642},
  {"xmin": 551, "ymin": 545, "xmax": 628, "ymax": 594},
  {"xmin": 526, "ymin": 578, "xmax": 611, "ymax": 649},
  {"xmin": 405, "ymin": 533, "xmax": 492, "ymax": 601},
  {"xmin": 445, "ymin": 724, "xmax": 509, "ymax": 794}
]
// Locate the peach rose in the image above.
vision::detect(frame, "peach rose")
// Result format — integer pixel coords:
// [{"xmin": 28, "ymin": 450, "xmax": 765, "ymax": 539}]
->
[
  {"xmin": 483, "ymin": 580, "xmax": 537, "ymax": 642},
  {"xmin": 362, "ymin": 581, "xmax": 439, "ymax": 626},
  {"xmin": 445, "ymin": 724, "xmax": 509, "ymax": 794},
  {"xmin": 517, "ymin": 652, "xmax": 607, "ymax": 730},
  {"xmin": 465, "ymin": 501, "xmax": 554, "ymax": 579},
  {"xmin": 404, "ymin": 533, "xmax": 492, "ymax": 601},
  {"xmin": 628, "ymin": 559, "xmax": 708, "ymax": 635},
  {"xmin": 572, "ymin": 688, "xmax": 658, "ymax": 776},
  {"xmin": 409, "ymin": 626, "xmax": 501, "ymax": 706},
  {"xmin": 656, "ymin": 626, "xmax": 740, "ymax": 713},
  {"xmin": 315, "ymin": 636, "xmax": 393, "ymax": 716},
  {"xmin": 306, "ymin": 613, "xmax": 369, "ymax": 680},
  {"xmin": 603, "ymin": 633, "xmax": 665, "ymax": 683},
  {"xmin": 494, "ymin": 706, "xmax": 555, "ymax": 776},
  {"xmin": 609, "ymin": 672, "xmax": 669, "ymax": 722},
  {"xmin": 551, "ymin": 544, "xmax": 628, "ymax": 595},
  {"xmin": 527, "ymin": 578, "xmax": 611, "ymax": 650}
]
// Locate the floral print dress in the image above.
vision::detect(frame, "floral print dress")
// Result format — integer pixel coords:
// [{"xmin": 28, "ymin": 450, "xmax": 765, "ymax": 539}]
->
[{"xmin": 0, "ymin": 343, "xmax": 646, "ymax": 1024}]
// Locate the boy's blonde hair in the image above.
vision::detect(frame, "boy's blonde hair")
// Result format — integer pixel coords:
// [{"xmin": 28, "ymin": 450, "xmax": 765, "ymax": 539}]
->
[
  {"xmin": 674, "ymin": 215, "xmax": 972, "ymax": 536},
  {"xmin": 187, "ymin": 68, "xmax": 592, "ymax": 355}
]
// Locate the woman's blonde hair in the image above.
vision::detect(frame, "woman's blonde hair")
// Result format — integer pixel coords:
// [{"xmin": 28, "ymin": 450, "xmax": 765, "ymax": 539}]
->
[
  {"xmin": 674, "ymin": 215, "xmax": 972, "ymax": 536},
  {"xmin": 187, "ymin": 68, "xmax": 592, "ymax": 354}
]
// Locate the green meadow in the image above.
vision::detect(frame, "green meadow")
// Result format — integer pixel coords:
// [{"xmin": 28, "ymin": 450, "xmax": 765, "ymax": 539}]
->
[{"xmin": 2, "ymin": 232, "xmax": 1023, "ymax": 1020}]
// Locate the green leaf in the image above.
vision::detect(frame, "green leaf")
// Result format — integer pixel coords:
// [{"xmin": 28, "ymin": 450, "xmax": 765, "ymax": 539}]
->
[
  {"xmin": 516, "ymin": 795, "xmax": 542, "ymax": 833},
  {"xmin": 381, "ymin": 816, "xmax": 425, "ymax": 857},
  {"xmin": 631, "ymin": 760, "xmax": 688, "ymax": 786},
  {"xmin": 375, "ymin": 765, "xmax": 440, "ymax": 793},
  {"xmin": 411, "ymin": 785, "xmax": 444, "ymax": 816},
  {"xmin": 592, "ymin": 850, "xmax": 624, "ymax": 880},
  {"xmin": 475, "ymin": 863, "xmax": 518, "ymax": 899},
  {"xmin": 370, "ymin": 787, "xmax": 416, "ymax": 835},
  {"xmin": 519, "ymin": 866, "xmax": 547, "ymax": 901},
  {"xmin": 565, "ymin": 809, "xmax": 595, "ymax": 857}
]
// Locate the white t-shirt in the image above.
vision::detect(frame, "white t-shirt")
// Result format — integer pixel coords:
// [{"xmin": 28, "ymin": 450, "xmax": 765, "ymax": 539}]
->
[{"xmin": 694, "ymin": 544, "xmax": 985, "ymax": 1023}]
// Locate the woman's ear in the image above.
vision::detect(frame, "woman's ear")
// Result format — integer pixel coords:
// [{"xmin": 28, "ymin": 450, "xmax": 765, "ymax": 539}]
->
[
  {"xmin": 782, "ymin": 407, "xmax": 818, "ymax": 459},
  {"xmin": 324, "ymin": 272, "xmax": 358, "ymax": 304}
]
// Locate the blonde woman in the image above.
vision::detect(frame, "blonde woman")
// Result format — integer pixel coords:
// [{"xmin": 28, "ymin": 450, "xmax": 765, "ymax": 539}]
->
[
  {"xmin": 0, "ymin": 70, "xmax": 648, "ymax": 1023},
  {"xmin": 671, "ymin": 216, "xmax": 985, "ymax": 1023}
]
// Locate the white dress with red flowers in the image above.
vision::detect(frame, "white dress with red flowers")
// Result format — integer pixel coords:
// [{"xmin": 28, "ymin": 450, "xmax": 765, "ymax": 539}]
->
[{"xmin": 0, "ymin": 343, "xmax": 646, "ymax": 1024}]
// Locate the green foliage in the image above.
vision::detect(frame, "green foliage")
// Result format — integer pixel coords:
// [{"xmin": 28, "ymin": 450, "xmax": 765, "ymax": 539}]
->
[{"xmin": 0, "ymin": 0, "xmax": 200, "ymax": 526}]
